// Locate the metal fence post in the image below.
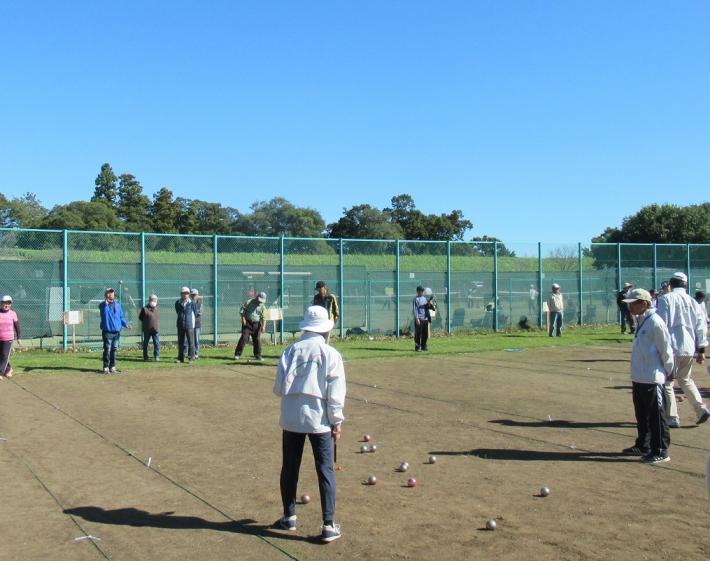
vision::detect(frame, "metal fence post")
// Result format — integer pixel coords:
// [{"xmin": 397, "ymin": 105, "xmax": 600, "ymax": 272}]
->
[
  {"xmin": 578, "ymin": 242, "xmax": 583, "ymax": 325},
  {"xmin": 686, "ymin": 243, "xmax": 691, "ymax": 282},
  {"xmin": 616, "ymin": 243, "xmax": 622, "ymax": 291},
  {"xmin": 493, "ymin": 241, "xmax": 499, "ymax": 332},
  {"xmin": 62, "ymin": 229, "xmax": 69, "ymax": 352},
  {"xmin": 280, "ymin": 236, "xmax": 285, "ymax": 344},
  {"xmin": 446, "ymin": 241, "xmax": 451, "ymax": 334},
  {"xmin": 652, "ymin": 243, "xmax": 657, "ymax": 290},
  {"xmin": 140, "ymin": 232, "xmax": 146, "ymax": 307},
  {"xmin": 395, "ymin": 240, "xmax": 400, "ymax": 337},
  {"xmin": 213, "ymin": 234, "xmax": 219, "ymax": 345},
  {"xmin": 537, "ymin": 242, "xmax": 543, "ymax": 328},
  {"xmin": 339, "ymin": 238, "xmax": 345, "ymax": 339}
]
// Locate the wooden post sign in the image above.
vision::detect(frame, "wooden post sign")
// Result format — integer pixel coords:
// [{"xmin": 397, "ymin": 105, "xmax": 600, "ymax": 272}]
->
[
  {"xmin": 63, "ymin": 311, "xmax": 84, "ymax": 352},
  {"xmin": 266, "ymin": 307, "xmax": 283, "ymax": 344}
]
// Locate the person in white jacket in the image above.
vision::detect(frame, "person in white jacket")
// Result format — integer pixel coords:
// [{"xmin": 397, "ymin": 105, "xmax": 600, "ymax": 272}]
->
[
  {"xmin": 621, "ymin": 289, "xmax": 674, "ymax": 463},
  {"xmin": 273, "ymin": 305, "xmax": 346, "ymax": 543},
  {"xmin": 656, "ymin": 272, "xmax": 709, "ymax": 427}
]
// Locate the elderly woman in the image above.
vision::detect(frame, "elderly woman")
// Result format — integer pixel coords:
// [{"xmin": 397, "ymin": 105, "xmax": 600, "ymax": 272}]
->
[{"xmin": 0, "ymin": 295, "xmax": 22, "ymax": 378}]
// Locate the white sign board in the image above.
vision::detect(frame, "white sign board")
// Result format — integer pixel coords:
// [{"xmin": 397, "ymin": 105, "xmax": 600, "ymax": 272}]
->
[
  {"xmin": 64, "ymin": 311, "xmax": 83, "ymax": 325},
  {"xmin": 266, "ymin": 307, "xmax": 283, "ymax": 321}
]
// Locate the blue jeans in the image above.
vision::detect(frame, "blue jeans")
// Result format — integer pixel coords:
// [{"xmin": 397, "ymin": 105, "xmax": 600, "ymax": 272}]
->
[
  {"xmin": 142, "ymin": 331, "xmax": 160, "ymax": 360},
  {"xmin": 549, "ymin": 311, "xmax": 563, "ymax": 336},
  {"xmin": 194, "ymin": 327, "xmax": 200, "ymax": 356},
  {"xmin": 102, "ymin": 331, "xmax": 120, "ymax": 368},
  {"xmin": 281, "ymin": 430, "xmax": 336, "ymax": 522}
]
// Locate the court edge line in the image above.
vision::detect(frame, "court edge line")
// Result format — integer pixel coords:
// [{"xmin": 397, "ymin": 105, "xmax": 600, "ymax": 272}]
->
[
  {"xmin": 230, "ymin": 367, "xmax": 707, "ymax": 480},
  {"xmin": 9, "ymin": 379, "xmax": 307, "ymax": 561},
  {"xmin": 3, "ymin": 444, "xmax": 112, "ymax": 561}
]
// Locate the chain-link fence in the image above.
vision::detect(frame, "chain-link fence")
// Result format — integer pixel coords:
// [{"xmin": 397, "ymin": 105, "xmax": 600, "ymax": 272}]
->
[{"xmin": 2, "ymin": 227, "xmax": 710, "ymax": 348}]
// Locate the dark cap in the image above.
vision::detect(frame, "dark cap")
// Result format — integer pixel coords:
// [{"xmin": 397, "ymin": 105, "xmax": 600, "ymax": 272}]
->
[
  {"xmin": 696, "ymin": 290, "xmax": 706, "ymax": 299},
  {"xmin": 105, "ymin": 288, "xmax": 115, "ymax": 295},
  {"xmin": 416, "ymin": 285, "xmax": 424, "ymax": 292},
  {"xmin": 315, "ymin": 281, "xmax": 327, "ymax": 289}
]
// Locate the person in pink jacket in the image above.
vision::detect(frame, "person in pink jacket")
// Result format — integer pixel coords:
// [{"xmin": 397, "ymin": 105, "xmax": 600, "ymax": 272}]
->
[{"xmin": 0, "ymin": 295, "xmax": 22, "ymax": 379}]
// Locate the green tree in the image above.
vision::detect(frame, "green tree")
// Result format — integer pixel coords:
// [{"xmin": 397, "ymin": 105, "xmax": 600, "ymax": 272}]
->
[
  {"xmin": 149, "ymin": 188, "xmax": 179, "ymax": 233},
  {"xmin": 117, "ymin": 174, "xmax": 150, "ymax": 231},
  {"xmin": 470, "ymin": 235, "xmax": 515, "ymax": 257},
  {"xmin": 237, "ymin": 197, "xmax": 325, "ymax": 237},
  {"xmin": 92, "ymin": 163, "xmax": 118, "ymax": 207},
  {"xmin": 593, "ymin": 203, "xmax": 710, "ymax": 243},
  {"xmin": 189, "ymin": 200, "xmax": 239, "ymax": 234},
  {"xmin": 0, "ymin": 192, "xmax": 48, "ymax": 228},
  {"xmin": 327, "ymin": 204, "xmax": 404, "ymax": 239},
  {"xmin": 39, "ymin": 201, "xmax": 123, "ymax": 231},
  {"xmin": 385, "ymin": 194, "xmax": 472, "ymax": 240}
]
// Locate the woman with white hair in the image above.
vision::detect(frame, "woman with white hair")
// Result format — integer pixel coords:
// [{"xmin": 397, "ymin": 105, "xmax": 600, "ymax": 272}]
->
[{"xmin": 0, "ymin": 295, "xmax": 22, "ymax": 378}]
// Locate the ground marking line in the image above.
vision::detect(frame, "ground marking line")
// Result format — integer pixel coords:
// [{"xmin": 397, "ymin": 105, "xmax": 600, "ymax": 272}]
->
[
  {"xmin": 3, "ymin": 444, "xmax": 112, "ymax": 561},
  {"xmin": 9, "ymin": 379, "xmax": 305, "ymax": 561}
]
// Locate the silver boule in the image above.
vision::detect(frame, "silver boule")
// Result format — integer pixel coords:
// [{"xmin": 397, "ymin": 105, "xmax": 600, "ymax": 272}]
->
[{"xmin": 485, "ymin": 519, "xmax": 497, "ymax": 531}]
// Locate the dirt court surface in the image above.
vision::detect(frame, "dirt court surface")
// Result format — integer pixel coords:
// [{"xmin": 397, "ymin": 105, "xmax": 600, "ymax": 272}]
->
[{"xmin": 3, "ymin": 345, "xmax": 710, "ymax": 561}]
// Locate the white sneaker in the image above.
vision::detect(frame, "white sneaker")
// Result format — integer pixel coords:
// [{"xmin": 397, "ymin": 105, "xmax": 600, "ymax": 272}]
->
[
  {"xmin": 321, "ymin": 523, "xmax": 342, "ymax": 543},
  {"xmin": 103, "ymin": 367, "xmax": 110, "ymax": 375},
  {"xmin": 277, "ymin": 515, "xmax": 297, "ymax": 531},
  {"xmin": 109, "ymin": 367, "xmax": 118, "ymax": 374}
]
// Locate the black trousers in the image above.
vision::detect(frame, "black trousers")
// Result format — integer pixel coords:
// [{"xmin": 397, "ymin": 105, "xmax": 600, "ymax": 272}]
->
[
  {"xmin": 632, "ymin": 381, "xmax": 670, "ymax": 455},
  {"xmin": 414, "ymin": 319, "xmax": 429, "ymax": 350},
  {"xmin": 177, "ymin": 326, "xmax": 195, "ymax": 361},
  {"xmin": 620, "ymin": 306, "xmax": 635, "ymax": 333},
  {"xmin": 236, "ymin": 321, "xmax": 262, "ymax": 358}
]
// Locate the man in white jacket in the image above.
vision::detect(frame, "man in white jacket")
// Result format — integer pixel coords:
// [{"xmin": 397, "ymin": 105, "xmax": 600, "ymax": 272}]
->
[
  {"xmin": 273, "ymin": 306, "xmax": 346, "ymax": 543},
  {"xmin": 656, "ymin": 272, "xmax": 709, "ymax": 427}
]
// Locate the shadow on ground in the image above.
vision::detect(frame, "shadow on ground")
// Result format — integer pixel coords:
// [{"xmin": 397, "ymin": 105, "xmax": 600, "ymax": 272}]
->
[
  {"xmin": 490, "ymin": 419, "xmax": 635, "ymax": 429},
  {"xmin": 430, "ymin": 448, "xmax": 635, "ymax": 463},
  {"xmin": 64, "ymin": 506, "xmax": 319, "ymax": 542}
]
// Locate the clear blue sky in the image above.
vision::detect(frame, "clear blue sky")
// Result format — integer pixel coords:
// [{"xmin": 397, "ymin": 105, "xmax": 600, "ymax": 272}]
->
[{"xmin": 1, "ymin": 1, "xmax": 709, "ymax": 244}]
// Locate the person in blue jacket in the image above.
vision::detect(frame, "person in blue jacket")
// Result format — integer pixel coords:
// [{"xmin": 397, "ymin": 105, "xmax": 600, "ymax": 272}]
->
[{"xmin": 99, "ymin": 287, "xmax": 131, "ymax": 374}]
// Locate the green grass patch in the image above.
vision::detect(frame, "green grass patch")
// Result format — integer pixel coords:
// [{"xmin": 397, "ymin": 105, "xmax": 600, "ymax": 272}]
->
[{"xmin": 10, "ymin": 324, "xmax": 629, "ymax": 374}]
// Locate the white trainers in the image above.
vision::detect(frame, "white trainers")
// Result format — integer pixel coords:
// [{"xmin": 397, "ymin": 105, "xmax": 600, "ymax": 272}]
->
[
  {"xmin": 109, "ymin": 367, "xmax": 118, "ymax": 374},
  {"xmin": 320, "ymin": 523, "xmax": 342, "ymax": 543},
  {"xmin": 277, "ymin": 515, "xmax": 297, "ymax": 531},
  {"xmin": 103, "ymin": 367, "xmax": 110, "ymax": 375}
]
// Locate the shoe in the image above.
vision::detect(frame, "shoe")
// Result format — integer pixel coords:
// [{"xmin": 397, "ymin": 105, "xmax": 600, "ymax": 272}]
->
[
  {"xmin": 175, "ymin": 359, "xmax": 183, "ymax": 364},
  {"xmin": 415, "ymin": 347, "xmax": 421, "ymax": 352},
  {"xmin": 622, "ymin": 446, "xmax": 649, "ymax": 456},
  {"xmin": 668, "ymin": 417, "xmax": 681, "ymax": 428},
  {"xmin": 4, "ymin": 368, "xmax": 13, "ymax": 378},
  {"xmin": 109, "ymin": 367, "xmax": 118, "ymax": 374},
  {"xmin": 320, "ymin": 523, "xmax": 342, "ymax": 543},
  {"xmin": 103, "ymin": 367, "xmax": 110, "ymax": 375},
  {"xmin": 641, "ymin": 453, "xmax": 670, "ymax": 464},
  {"xmin": 697, "ymin": 409, "xmax": 710, "ymax": 425},
  {"xmin": 195, "ymin": 355, "xmax": 199, "ymax": 360},
  {"xmin": 155, "ymin": 357, "xmax": 160, "ymax": 362},
  {"xmin": 254, "ymin": 356, "xmax": 264, "ymax": 362},
  {"xmin": 277, "ymin": 515, "xmax": 297, "ymax": 531},
  {"xmin": 234, "ymin": 355, "xmax": 240, "ymax": 360},
  {"xmin": 421, "ymin": 347, "xmax": 429, "ymax": 352}
]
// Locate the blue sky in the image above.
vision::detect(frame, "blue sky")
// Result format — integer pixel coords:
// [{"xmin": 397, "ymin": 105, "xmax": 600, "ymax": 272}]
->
[{"xmin": 1, "ymin": 1, "xmax": 709, "ymax": 244}]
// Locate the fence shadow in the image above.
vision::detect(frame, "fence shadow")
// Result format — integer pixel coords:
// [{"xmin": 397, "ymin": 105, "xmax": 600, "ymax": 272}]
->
[
  {"xmin": 430, "ymin": 448, "xmax": 635, "ymax": 463},
  {"xmin": 64, "ymin": 506, "xmax": 317, "ymax": 542},
  {"xmin": 489, "ymin": 419, "xmax": 635, "ymax": 429}
]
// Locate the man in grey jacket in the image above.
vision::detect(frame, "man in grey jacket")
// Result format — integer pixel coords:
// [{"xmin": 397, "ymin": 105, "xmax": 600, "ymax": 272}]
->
[
  {"xmin": 273, "ymin": 306, "xmax": 346, "ymax": 543},
  {"xmin": 657, "ymin": 272, "xmax": 709, "ymax": 427}
]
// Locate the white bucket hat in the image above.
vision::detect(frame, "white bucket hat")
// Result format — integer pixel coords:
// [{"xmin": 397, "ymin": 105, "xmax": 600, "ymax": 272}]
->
[
  {"xmin": 299, "ymin": 305, "xmax": 334, "ymax": 333},
  {"xmin": 672, "ymin": 272, "xmax": 688, "ymax": 283}
]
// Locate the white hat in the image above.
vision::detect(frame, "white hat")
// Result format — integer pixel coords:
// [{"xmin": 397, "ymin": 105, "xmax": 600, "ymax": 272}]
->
[
  {"xmin": 299, "ymin": 305, "xmax": 334, "ymax": 333},
  {"xmin": 190, "ymin": 288, "xmax": 199, "ymax": 295},
  {"xmin": 552, "ymin": 283, "xmax": 561, "ymax": 289},
  {"xmin": 672, "ymin": 272, "xmax": 688, "ymax": 283},
  {"xmin": 1, "ymin": 295, "xmax": 12, "ymax": 303},
  {"xmin": 180, "ymin": 286, "xmax": 190, "ymax": 293},
  {"xmin": 257, "ymin": 291, "xmax": 267, "ymax": 303},
  {"xmin": 622, "ymin": 288, "xmax": 653, "ymax": 304},
  {"xmin": 423, "ymin": 287, "xmax": 433, "ymax": 297},
  {"xmin": 623, "ymin": 282, "xmax": 633, "ymax": 288},
  {"xmin": 149, "ymin": 294, "xmax": 158, "ymax": 301}
]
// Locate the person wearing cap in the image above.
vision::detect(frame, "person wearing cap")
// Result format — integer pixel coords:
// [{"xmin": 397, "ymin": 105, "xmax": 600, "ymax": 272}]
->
[
  {"xmin": 175, "ymin": 287, "xmax": 196, "ymax": 363},
  {"xmin": 190, "ymin": 289, "xmax": 203, "ymax": 359},
  {"xmin": 273, "ymin": 305, "xmax": 346, "ymax": 543},
  {"xmin": 621, "ymin": 288, "xmax": 674, "ymax": 464},
  {"xmin": 660, "ymin": 281, "xmax": 671, "ymax": 295},
  {"xmin": 547, "ymin": 283, "xmax": 564, "ymax": 337},
  {"xmin": 235, "ymin": 291, "xmax": 267, "ymax": 361},
  {"xmin": 656, "ymin": 272, "xmax": 710, "ymax": 427},
  {"xmin": 413, "ymin": 286, "xmax": 434, "ymax": 352},
  {"xmin": 99, "ymin": 288, "xmax": 131, "ymax": 374},
  {"xmin": 528, "ymin": 284, "xmax": 539, "ymax": 316},
  {"xmin": 138, "ymin": 295, "xmax": 160, "ymax": 362},
  {"xmin": 313, "ymin": 281, "xmax": 339, "ymax": 325},
  {"xmin": 0, "ymin": 295, "xmax": 22, "ymax": 379},
  {"xmin": 695, "ymin": 290, "xmax": 709, "ymax": 327},
  {"xmin": 616, "ymin": 282, "xmax": 635, "ymax": 334}
]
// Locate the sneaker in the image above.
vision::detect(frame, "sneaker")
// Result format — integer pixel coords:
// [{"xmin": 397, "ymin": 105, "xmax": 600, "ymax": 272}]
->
[
  {"xmin": 622, "ymin": 446, "xmax": 649, "ymax": 456},
  {"xmin": 320, "ymin": 523, "xmax": 342, "ymax": 543},
  {"xmin": 109, "ymin": 367, "xmax": 118, "ymax": 374},
  {"xmin": 641, "ymin": 453, "xmax": 670, "ymax": 464},
  {"xmin": 254, "ymin": 356, "xmax": 264, "ymax": 362},
  {"xmin": 175, "ymin": 359, "xmax": 183, "ymax": 364},
  {"xmin": 669, "ymin": 417, "xmax": 681, "ymax": 428},
  {"xmin": 103, "ymin": 367, "xmax": 110, "ymax": 375},
  {"xmin": 277, "ymin": 515, "xmax": 297, "ymax": 531},
  {"xmin": 4, "ymin": 368, "xmax": 13, "ymax": 378},
  {"xmin": 697, "ymin": 409, "xmax": 710, "ymax": 425},
  {"xmin": 415, "ymin": 348, "xmax": 421, "ymax": 352},
  {"xmin": 234, "ymin": 354, "xmax": 241, "ymax": 360},
  {"xmin": 155, "ymin": 357, "xmax": 160, "ymax": 362},
  {"xmin": 195, "ymin": 355, "xmax": 199, "ymax": 360}
]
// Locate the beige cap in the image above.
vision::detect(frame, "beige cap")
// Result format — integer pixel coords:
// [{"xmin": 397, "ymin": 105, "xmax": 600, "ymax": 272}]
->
[{"xmin": 622, "ymin": 288, "xmax": 652, "ymax": 303}]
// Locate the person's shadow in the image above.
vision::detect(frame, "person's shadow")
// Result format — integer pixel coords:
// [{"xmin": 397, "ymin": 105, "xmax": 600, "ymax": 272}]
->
[{"xmin": 64, "ymin": 506, "xmax": 317, "ymax": 542}]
